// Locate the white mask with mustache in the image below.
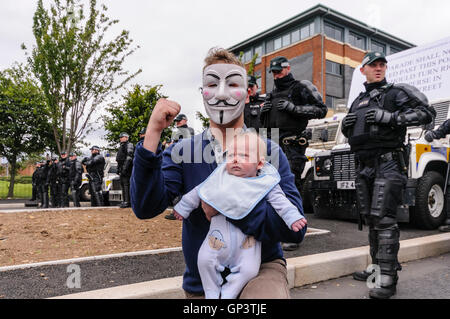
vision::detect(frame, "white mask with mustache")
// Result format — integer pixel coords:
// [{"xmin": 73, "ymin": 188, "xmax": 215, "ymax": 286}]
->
[{"xmin": 202, "ymin": 64, "xmax": 248, "ymax": 125}]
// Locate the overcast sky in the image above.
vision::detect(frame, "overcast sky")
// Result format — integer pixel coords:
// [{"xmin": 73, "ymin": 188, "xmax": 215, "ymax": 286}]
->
[{"xmin": 1, "ymin": 0, "xmax": 450, "ymax": 153}]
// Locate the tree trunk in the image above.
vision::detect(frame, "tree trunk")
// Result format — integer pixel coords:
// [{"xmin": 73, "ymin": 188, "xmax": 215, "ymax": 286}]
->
[{"xmin": 7, "ymin": 161, "xmax": 16, "ymax": 198}]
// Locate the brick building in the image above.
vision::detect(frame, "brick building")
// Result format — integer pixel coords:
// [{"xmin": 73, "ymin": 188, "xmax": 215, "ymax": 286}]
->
[{"xmin": 228, "ymin": 4, "xmax": 415, "ymax": 111}]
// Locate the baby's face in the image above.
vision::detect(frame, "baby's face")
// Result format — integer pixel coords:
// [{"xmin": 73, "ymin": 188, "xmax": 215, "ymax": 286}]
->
[{"xmin": 225, "ymin": 138, "xmax": 264, "ymax": 178}]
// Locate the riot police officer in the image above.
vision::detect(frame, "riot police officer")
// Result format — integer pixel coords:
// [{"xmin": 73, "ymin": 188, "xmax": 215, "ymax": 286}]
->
[
  {"xmin": 260, "ymin": 56, "xmax": 328, "ymax": 251},
  {"xmin": 69, "ymin": 152, "xmax": 83, "ymax": 207},
  {"xmin": 172, "ymin": 113, "xmax": 194, "ymax": 142},
  {"xmin": 138, "ymin": 128, "xmax": 146, "ymax": 142},
  {"xmin": 82, "ymin": 146, "xmax": 105, "ymax": 207},
  {"xmin": 116, "ymin": 133, "xmax": 135, "ymax": 208},
  {"xmin": 47, "ymin": 157, "xmax": 59, "ymax": 208},
  {"xmin": 31, "ymin": 162, "xmax": 41, "ymax": 203},
  {"xmin": 425, "ymin": 120, "xmax": 450, "ymax": 232},
  {"xmin": 243, "ymin": 75, "xmax": 264, "ymax": 131},
  {"xmin": 37, "ymin": 160, "xmax": 50, "ymax": 208},
  {"xmin": 341, "ymin": 51, "xmax": 436, "ymax": 299},
  {"xmin": 57, "ymin": 151, "xmax": 71, "ymax": 207}
]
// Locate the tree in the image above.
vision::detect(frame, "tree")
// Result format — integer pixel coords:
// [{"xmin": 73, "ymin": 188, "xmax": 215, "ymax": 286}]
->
[
  {"xmin": 102, "ymin": 84, "xmax": 173, "ymax": 149},
  {"xmin": 0, "ymin": 64, "xmax": 55, "ymax": 197},
  {"xmin": 26, "ymin": 0, "xmax": 141, "ymax": 154},
  {"xmin": 195, "ymin": 111, "xmax": 210, "ymax": 130}
]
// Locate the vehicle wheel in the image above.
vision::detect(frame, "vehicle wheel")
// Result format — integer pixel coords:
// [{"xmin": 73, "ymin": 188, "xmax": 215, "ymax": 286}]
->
[
  {"xmin": 300, "ymin": 171, "xmax": 314, "ymax": 214},
  {"xmin": 412, "ymin": 171, "xmax": 447, "ymax": 229},
  {"xmin": 80, "ymin": 184, "xmax": 91, "ymax": 202}
]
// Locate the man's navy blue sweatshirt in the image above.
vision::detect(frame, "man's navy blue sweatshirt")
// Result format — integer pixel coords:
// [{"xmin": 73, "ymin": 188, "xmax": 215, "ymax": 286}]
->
[{"xmin": 130, "ymin": 130, "xmax": 306, "ymax": 295}]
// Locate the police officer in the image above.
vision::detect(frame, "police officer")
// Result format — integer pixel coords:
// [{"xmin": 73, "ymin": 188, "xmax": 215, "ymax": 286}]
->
[
  {"xmin": 243, "ymin": 75, "xmax": 264, "ymax": 131},
  {"xmin": 69, "ymin": 152, "xmax": 83, "ymax": 207},
  {"xmin": 165, "ymin": 114, "xmax": 195, "ymax": 219},
  {"xmin": 116, "ymin": 133, "xmax": 135, "ymax": 208},
  {"xmin": 172, "ymin": 113, "xmax": 195, "ymax": 142},
  {"xmin": 82, "ymin": 146, "xmax": 105, "ymax": 207},
  {"xmin": 31, "ymin": 162, "xmax": 41, "ymax": 203},
  {"xmin": 341, "ymin": 51, "xmax": 435, "ymax": 299},
  {"xmin": 47, "ymin": 157, "xmax": 60, "ymax": 208},
  {"xmin": 138, "ymin": 128, "xmax": 146, "ymax": 142},
  {"xmin": 57, "ymin": 151, "xmax": 71, "ymax": 207},
  {"xmin": 425, "ymin": 120, "xmax": 450, "ymax": 232},
  {"xmin": 38, "ymin": 160, "xmax": 50, "ymax": 208},
  {"xmin": 261, "ymin": 56, "xmax": 328, "ymax": 251}
]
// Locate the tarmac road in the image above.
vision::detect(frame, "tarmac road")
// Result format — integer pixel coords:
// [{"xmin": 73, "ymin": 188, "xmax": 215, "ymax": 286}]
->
[
  {"xmin": 291, "ymin": 252, "xmax": 450, "ymax": 299},
  {"xmin": 0, "ymin": 211, "xmax": 440, "ymax": 299}
]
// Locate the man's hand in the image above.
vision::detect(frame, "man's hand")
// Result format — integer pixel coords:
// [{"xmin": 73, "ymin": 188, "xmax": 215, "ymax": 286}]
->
[
  {"xmin": 365, "ymin": 109, "xmax": 396, "ymax": 126},
  {"xmin": 291, "ymin": 218, "xmax": 307, "ymax": 232},
  {"xmin": 276, "ymin": 100, "xmax": 295, "ymax": 112},
  {"xmin": 342, "ymin": 113, "xmax": 357, "ymax": 129},
  {"xmin": 144, "ymin": 98, "xmax": 181, "ymax": 153},
  {"xmin": 424, "ymin": 131, "xmax": 436, "ymax": 143},
  {"xmin": 201, "ymin": 200, "xmax": 219, "ymax": 222}
]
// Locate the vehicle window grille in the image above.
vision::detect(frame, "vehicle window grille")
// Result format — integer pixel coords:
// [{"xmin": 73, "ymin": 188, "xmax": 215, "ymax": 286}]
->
[{"xmin": 332, "ymin": 152, "xmax": 356, "ymax": 181}]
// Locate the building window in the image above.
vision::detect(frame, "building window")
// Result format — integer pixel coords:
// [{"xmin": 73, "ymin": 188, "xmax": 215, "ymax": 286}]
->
[
  {"xmin": 291, "ymin": 29, "xmax": 300, "ymax": 43},
  {"xmin": 371, "ymin": 40, "xmax": 386, "ymax": 53},
  {"xmin": 254, "ymin": 70, "xmax": 262, "ymax": 93},
  {"xmin": 326, "ymin": 60, "xmax": 343, "ymax": 76},
  {"xmin": 254, "ymin": 45, "xmax": 262, "ymax": 64},
  {"xmin": 243, "ymin": 49, "xmax": 253, "ymax": 63},
  {"xmin": 274, "ymin": 37, "xmax": 282, "ymax": 50},
  {"xmin": 326, "ymin": 95, "xmax": 335, "ymax": 109},
  {"xmin": 348, "ymin": 31, "xmax": 366, "ymax": 50},
  {"xmin": 324, "ymin": 22, "xmax": 343, "ymax": 42},
  {"xmin": 282, "ymin": 33, "xmax": 291, "ymax": 47},
  {"xmin": 390, "ymin": 46, "xmax": 401, "ymax": 55},
  {"xmin": 266, "ymin": 40, "xmax": 274, "ymax": 54}
]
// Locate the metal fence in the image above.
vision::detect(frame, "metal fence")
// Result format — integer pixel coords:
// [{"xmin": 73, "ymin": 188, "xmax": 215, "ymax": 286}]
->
[{"xmin": 0, "ymin": 177, "xmax": 32, "ymax": 199}]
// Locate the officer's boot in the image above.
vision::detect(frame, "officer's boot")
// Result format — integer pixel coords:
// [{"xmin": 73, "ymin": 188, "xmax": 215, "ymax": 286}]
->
[
  {"xmin": 41, "ymin": 190, "xmax": 49, "ymax": 209},
  {"xmin": 72, "ymin": 189, "xmax": 80, "ymax": 207},
  {"xmin": 353, "ymin": 228, "xmax": 378, "ymax": 281},
  {"xmin": 369, "ymin": 228, "xmax": 401, "ymax": 299},
  {"xmin": 94, "ymin": 191, "xmax": 104, "ymax": 207},
  {"xmin": 439, "ymin": 192, "xmax": 450, "ymax": 232},
  {"xmin": 119, "ymin": 184, "xmax": 130, "ymax": 208}
]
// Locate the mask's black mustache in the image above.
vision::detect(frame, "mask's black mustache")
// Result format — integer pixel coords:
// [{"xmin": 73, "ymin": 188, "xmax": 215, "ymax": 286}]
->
[{"xmin": 207, "ymin": 99, "xmax": 240, "ymax": 107}]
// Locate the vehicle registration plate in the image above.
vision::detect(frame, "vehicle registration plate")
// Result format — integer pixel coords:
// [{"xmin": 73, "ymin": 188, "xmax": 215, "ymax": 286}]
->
[{"xmin": 337, "ymin": 181, "xmax": 355, "ymax": 190}]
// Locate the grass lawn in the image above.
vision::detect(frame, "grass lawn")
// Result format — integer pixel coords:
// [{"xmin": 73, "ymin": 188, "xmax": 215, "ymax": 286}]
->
[{"xmin": 0, "ymin": 180, "xmax": 32, "ymax": 199}]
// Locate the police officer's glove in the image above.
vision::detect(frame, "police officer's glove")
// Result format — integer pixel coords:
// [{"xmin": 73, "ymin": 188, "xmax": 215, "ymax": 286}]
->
[
  {"xmin": 260, "ymin": 101, "xmax": 273, "ymax": 113},
  {"xmin": 342, "ymin": 113, "xmax": 357, "ymax": 128},
  {"xmin": 424, "ymin": 131, "xmax": 436, "ymax": 142},
  {"xmin": 276, "ymin": 100, "xmax": 295, "ymax": 112},
  {"xmin": 82, "ymin": 157, "xmax": 88, "ymax": 164},
  {"xmin": 365, "ymin": 109, "xmax": 396, "ymax": 126}
]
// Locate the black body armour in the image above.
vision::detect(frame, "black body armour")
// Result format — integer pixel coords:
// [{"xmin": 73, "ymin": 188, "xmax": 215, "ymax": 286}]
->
[
  {"xmin": 244, "ymin": 94, "xmax": 263, "ymax": 130},
  {"xmin": 266, "ymin": 81, "xmax": 308, "ymax": 134},
  {"xmin": 349, "ymin": 81, "xmax": 406, "ymax": 155}
]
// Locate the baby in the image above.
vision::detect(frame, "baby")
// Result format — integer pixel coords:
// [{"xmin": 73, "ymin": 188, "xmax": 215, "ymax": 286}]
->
[{"xmin": 173, "ymin": 131, "xmax": 307, "ymax": 299}]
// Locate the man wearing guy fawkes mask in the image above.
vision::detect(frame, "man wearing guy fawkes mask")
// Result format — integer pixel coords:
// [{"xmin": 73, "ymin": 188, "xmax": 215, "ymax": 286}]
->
[
  {"xmin": 261, "ymin": 56, "xmax": 327, "ymax": 251},
  {"xmin": 131, "ymin": 48, "xmax": 305, "ymax": 299}
]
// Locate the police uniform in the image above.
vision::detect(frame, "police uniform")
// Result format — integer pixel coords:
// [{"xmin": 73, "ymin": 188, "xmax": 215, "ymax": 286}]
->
[
  {"xmin": 173, "ymin": 114, "xmax": 194, "ymax": 142},
  {"xmin": 31, "ymin": 163, "xmax": 40, "ymax": 202},
  {"xmin": 47, "ymin": 158, "xmax": 60, "ymax": 207},
  {"xmin": 261, "ymin": 56, "xmax": 327, "ymax": 189},
  {"xmin": 57, "ymin": 152, "xmax": 71, "ymax": 207},
  {"xmin": 116, "ymin": 133, "xmax": 135, "ymax": 208},
  {"xmin": 38, "ymin": 160, "xmax": 50, "ymax": 208},
  {"xmin": 69, "ymin": 153, "xmax": 83, "ymax": 207},
  {"xmin": 425, "ymin": 120, "xmax": 450, "ymax": 232},
  {"xmin": 342, "ymin": 51, "xmax": 436, "ymax": 298},
  {"xmin": 243, "ymin": 75, "xmax": 264, "ymax": 131},
  {"xmin": 82, "ymin": 146, "xmax": 106, "ymax": 207}
]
